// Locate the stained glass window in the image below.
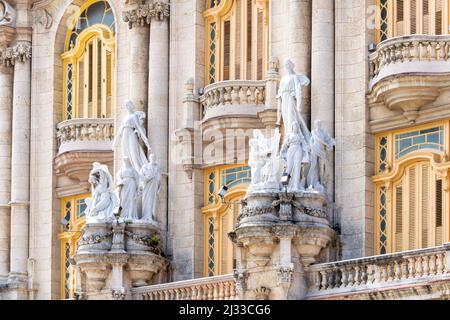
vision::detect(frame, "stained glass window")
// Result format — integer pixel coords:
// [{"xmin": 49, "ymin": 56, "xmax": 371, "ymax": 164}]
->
[
  {"xmin": 66, "ymin": 64, "xmax": 73, "ymax": 120},
  {"xmin": 208, "ymin": 217, "xmax": 215, "ymax": 276},
  {"xmin": 67, "ymin": 1, "xmax": 115, "ymax": 50},
  {"xmin": 76, "ymin": 198, "xmax": 87, "ymax": 219},
  {"xmin": 208, "ymin": 172, "xmax": 216, "ymax": 204},
  {"xmin": 379, "ymin": 187, "xmax": 387, "ymax": 255},
  {"xmin": 379, "ymin": 136, "xmax": 388, "ymax": 172},
  {"xmin": 394, "ymin": 126, "xmax": 444, "ymax": 159},
  {"xmin": 64, "ymin": 243, "xmax": 71, "ymax": 300},
  {"xmin": 221, "ymin": 166, "xmax": 251, "ymax": 188},
  {"xmin": 209, "ymin": 22, "xmax": 217, "ymax": 84}
]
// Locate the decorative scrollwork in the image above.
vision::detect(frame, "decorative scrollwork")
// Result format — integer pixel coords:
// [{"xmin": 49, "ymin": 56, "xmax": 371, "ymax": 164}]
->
[
  {"xmin": 237, "ymin": 205, "xmax": 274, "ymax": 223},
  {"xmin": 124, "ymin": 231, "xmax": 161, "ymax": 255},
  {"xmin": 78, "ymin": 232, "xmax": 113, "ymax": 246},
  {"xmin": 292, "ymin": 202, "xmax": 327, "ymax": 219},
  {"xmin": 0, "ymin": 0, "xmax": 15, "ymax": 26}
]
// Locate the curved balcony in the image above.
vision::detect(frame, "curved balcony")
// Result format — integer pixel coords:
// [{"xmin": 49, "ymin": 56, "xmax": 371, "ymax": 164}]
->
[
  {"xmin": 54, "ymin": 118, "xmax": 114, "ymax": 188},
  {"xmin": 201, "ymin": 80, "xmax": 266, "ymax": 125},
  {"xmin": 368, "ymin": 35, "xmax": 450, "ymax": 128}
]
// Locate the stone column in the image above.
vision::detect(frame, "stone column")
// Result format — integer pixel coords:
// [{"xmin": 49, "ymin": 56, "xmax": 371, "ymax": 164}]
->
[
  {"xmin": 311, "ymin": 0, "xmax": 335, "ymax": 202},
  {"xmin": 147, "ymin": 0, "xmax": 169, "ymax": 235},
  {"xmin": 0, "ymin": 62, "xmax": 13, "ymax": 283},
  {"xmin": 288, "ymin": 0, "xmax": 311, "ymax": 125},
  {"xmin": 8, "ymin": 40, "xmax": 32, "ymax": 289}
]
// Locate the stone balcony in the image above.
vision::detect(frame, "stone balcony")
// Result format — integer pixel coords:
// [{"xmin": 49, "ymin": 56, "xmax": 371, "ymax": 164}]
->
[
  {"xmin": 131, "ymin": 274, "xmax": 237, "ymax": 300},
  {"xmin": 368, "ymin": 35, "xmax": 450, "ymax": 132},
  {"xmin": 54, "ymin": 118, "xmax": 114, "ymax": 191},
  {"xmin": 201, "ymin": 80, "xmax": 266, "ymax": 123},
  {"xmin": 306, "ymin": 244, "xmax": 450, "ymax": 300}
]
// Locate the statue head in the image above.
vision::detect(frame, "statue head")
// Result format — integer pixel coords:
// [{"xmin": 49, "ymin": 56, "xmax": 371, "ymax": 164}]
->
[
  {"xmin": 284, "ymin": 59, "xmax": 295, "ymax": 73},
  {"xmin": 125, "ymin": 100, "xmax": 135, "ymax": 113},
  {"xmin": 89, "ymin": 162, "xmax": 114, "ymax": 191}
]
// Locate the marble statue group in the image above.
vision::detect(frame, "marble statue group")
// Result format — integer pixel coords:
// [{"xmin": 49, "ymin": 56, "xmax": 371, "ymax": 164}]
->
[
  {"xmin": 85, "ymin": 100, "xmax": 161, "ymax": 224},
  {"xmin": 249, "ymin": 59, "xmax": 335, "ymax": 194}
]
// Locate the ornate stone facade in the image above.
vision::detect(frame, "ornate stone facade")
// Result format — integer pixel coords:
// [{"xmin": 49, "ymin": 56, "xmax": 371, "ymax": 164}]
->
[{"xmin": 0, "ymin": 0, "xmax": 449, "ymax": 301}]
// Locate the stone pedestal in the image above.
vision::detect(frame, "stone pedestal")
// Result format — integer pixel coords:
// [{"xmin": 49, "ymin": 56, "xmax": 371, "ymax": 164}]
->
[
  {"xmin": 74, "ymin": 220, "xmax": 167, "ymax": 300},
  {"xmin": 230, "ymin": 190, "xmax": 334, "ymax": 300}
]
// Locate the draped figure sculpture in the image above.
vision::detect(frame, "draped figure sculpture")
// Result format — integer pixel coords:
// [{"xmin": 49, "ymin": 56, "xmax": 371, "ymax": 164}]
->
[
  {"xmin": 140, "ymin": 154, "xmax": 161, "ymax": 222},
  {"xmin": 116, "ymin": 157, "xmax": 140, "ymax": 220},
  {"xmin": 307, "ymin": 120, "xmax": 336, "ymax": 192},
  {"xmin": 85, "ymin": 162, "xmax": 119, "ymax": 224},
  {"xmin": 277, "ymin": 59, "xmax": 311, "ymax": 141},
  {"xmin": 248, "ymin": 130, "xmax": 267, "ymax": 189},
  {"xmin": 280, "ymin": 121, "xmax": 310, "ymax": 192},
  {"xmin": 113, "ymin": 100, "xmax": 151, "ymax": 172}
]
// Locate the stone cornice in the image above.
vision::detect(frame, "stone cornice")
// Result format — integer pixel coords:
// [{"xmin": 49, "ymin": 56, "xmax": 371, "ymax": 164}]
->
[
  {"xmin": 0, "ymin": 41, "xmax": 31, "ymax": 67},
  {"xmin": 122, "ymin": 1, "xmax": 170, "ymax": 29}
]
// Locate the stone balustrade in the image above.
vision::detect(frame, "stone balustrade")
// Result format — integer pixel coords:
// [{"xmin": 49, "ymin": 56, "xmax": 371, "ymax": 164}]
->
[
  {"xmin": 131, "ymin": 274, "xmax": 237, "ymax": 300},
  {"xmin": 200, "ymin": 80, "xmax": 266, "ymax": 122},
  {"xmin": 56, "ymin": 118, "xmax": 114, "ymax": 155},
  {"xmin": 369, "ymin": 35, "xmax": 450, "ymax": 89},
  {"xmin": 307, "ymin": 245, "xmax": 450, "ymax": 300}
]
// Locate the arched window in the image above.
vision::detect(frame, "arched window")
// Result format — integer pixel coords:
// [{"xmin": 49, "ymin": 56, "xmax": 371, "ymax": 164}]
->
[
  {"xmin": 204, "ymin": 0, "xmax": 269, "ymax": 84},
  {"xmin": 59, "ymin": 194, "xmax": 89, "ymax": 299},
  {"xmin": 202, "ymin": 165, "xmax": 250, "ymax": 276},
  {"xmin": 62, "ymin": 0, "xmax": 115, "ymax": 120},
  {"xmin": 374, "ymin": 122, "xmax": 450, "ymax": 254},
  {"xmin": 376, "ymin": 0, "xmax": 449, "ymax": 43}
]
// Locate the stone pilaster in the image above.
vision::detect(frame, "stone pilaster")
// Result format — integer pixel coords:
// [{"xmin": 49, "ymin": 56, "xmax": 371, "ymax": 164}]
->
[
  {"xmin": 147, "ymin": 0, "xmax": 169, "ymax": 243},
  {"xmin": 311, "ymin": 0, "xmax": 335, "ymax": 205},
  {"xmin": 7, "ymin": 39, "xmax": 31, "ymax": 294},
  {"xmin": 0, "ymin": 62, "xmax": 13, "ymax": 283},
  {"xmin": 288, "ymin": 0, "xmax": 311, "ymax": 126}
]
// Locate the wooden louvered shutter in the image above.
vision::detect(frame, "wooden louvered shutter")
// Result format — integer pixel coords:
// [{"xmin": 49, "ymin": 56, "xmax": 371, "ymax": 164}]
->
[
  {"xmin": 396, "ymin": 0, "xmax": 405, "ymax": 36},
  {"xmin": 411, "ymin": 0, "xmax": 417, "ymax": 34},
  {"xmin": 421, "ymin": 164, "xmax": 430, "ymax": 248},
  {"xmin": 395, "ymin": 185, "xmax": 403, "ymax": 252},
  {"xmin": 423, "ymin": 0, "xmax": 429, "ymax": 34},
  {"xmin": 435, "ymin": 0, "xmax": 443, "ymax": 35},
  {"xmin": 435, "ymin": 179, "xmax": 443, "ymax": 245},
  {"xmin": 408, "ymin": 166, "xmax": 417, "ymax": 250}
]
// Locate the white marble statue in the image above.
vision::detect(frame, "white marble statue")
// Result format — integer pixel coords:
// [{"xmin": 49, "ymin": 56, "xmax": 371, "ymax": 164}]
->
[
  {"xmin": 85, "ymin": 162, "xmax": 119, "ymax": 223},
  {"xmin": 280, "ymin": 121, "xmax": 310, "ymax": 192},
  {"xmin": 116, "ymin": 157, "xmax": 140, "ymax": 221},
  {"xmin": 248, "ymin": 130, "xmax": 267, "ymax": 188},
  {"xmin": 307, "ymin": 120, "xmax": 336, "ymax": 192},
  {"xmin": 276, "ymin": 59, "xmax": 311, "ymax": 141},
  {"xmin": 140, "ymin": 153, "xmax": 161, "ymax": 222},
  {"xmin": 260, "ymin": 129, "xmax": 284, "ymax": 191},
  {"xmin": 113, "ymin": 100, "xmax": 151, "ymax": 172}
]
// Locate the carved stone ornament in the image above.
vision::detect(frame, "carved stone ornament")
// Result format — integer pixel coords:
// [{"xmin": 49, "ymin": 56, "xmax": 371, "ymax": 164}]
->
[
  {"xmin": 253, "ymin": 286, "xmax": 271, "ymax": 300},
  {"xmin": 111, "ymin": 288, "xmax": 126, "ymax": 300},
  {"xmin": 78, "ymin": 232, "xmax": 113, "ymax": 246},
  {"xmin": 237, "ymin": 205, "xmax": 274, "ymax": 223},
  {"xmin": 122, "ymin": 1, "xmax": 170, "ymax": 29},
  {"xmin": 233, "ymin": 270, "xmax": 248, "ymax": 291},
  {"xmin": 277, "ymin": 264, "xmax": 294, "ymax": 285},
  {"xmin": 0, "ymin": 0, "xmax": 15, "ymax": 26},
  {"xmin": 0, "ymin": 42, "xmax": 32, "ymax": 67},
  {"xmin": 292, "ymin": 202, "xmax": 327, "ymax": 219},
  {"xmin": 124, "ymin": 231, "xmax": 161, "ymax": 254},
  {"xmin": 33, "ymin": 8, "xmax": 53, "ymax": 29}
]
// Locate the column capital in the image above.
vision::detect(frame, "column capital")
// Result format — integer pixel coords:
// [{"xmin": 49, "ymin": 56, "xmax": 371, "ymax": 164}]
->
[
  {"xmin": 122, "ymin": 1, "xmax": 170, "ymax": 29},
  {"xmin": 0, "ymin": 40, "xmax": 31, "ymax": 67}
]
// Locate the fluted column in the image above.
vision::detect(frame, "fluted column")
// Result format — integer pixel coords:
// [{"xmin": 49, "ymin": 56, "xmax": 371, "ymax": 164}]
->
[
  {"xmin": 0, "ymin": 63, "xmax": 13, "ymax": 283},
  {"xmin": 311, "ymin": 0, "xmax": 335, "ymax": 201},
  {"xmin": 288, "ymin": 0, "xmax": 311, "ymax": 125},
  {"xmin": 147, "ymin": 0, "xmax": 169, "ymax": 232},
  {"xmin": 8, "ymin": 40, "xmax": 32, "ymax": 286},
  {"xmin": 122, "ymin": 6, "xmax": 150, "ymax": 112}
]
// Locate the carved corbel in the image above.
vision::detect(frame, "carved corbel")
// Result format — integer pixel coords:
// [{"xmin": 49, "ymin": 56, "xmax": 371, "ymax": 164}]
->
[{"xmin": 233, "ymin": 269, "xmax": 248, "ymax": 292}]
